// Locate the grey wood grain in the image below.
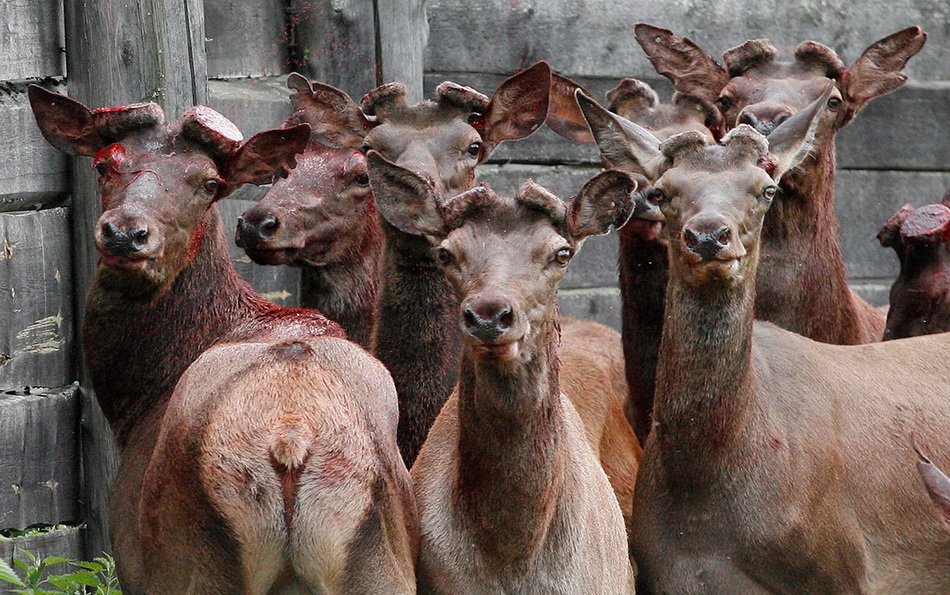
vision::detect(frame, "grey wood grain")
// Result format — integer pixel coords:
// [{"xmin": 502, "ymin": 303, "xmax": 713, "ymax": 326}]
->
[
  {"xmin": 376, "ymin": 0, "xmax": 427, "ymax": 102},
  {"xmin": 0, "ymin": 526, "xmax": 85, "ymax": 581},
  {"xmin": 205, "ymin": 0, "xmax": 289, "ymax": 78},
  {"xmin": 0, "ymin": 0, "xmax": 64, "ymax": 81}
]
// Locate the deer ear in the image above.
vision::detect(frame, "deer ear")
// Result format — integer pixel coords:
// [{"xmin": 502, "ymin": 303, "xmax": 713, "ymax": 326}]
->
[
  {"xmin": 287, "ymin": 73, "xmax": 373, "ymax": 149},
  {"xmin": 221, "ymin": 124, "xmax": 311, "ymax": 197},
  {"xmin": 914, "ymin": 442, "xmax": 950, "ymax": 527},
  {"xmin": 842, "ymin": 26, "xmax": 926, "ymax": 111},
  {"xmin": 765, "ymin": 84, "xmax": 831, "ymax": 180},
  {"xmin": 567, "ymin": 169, "xmax": 637, "ymax": 240},
  {"xmin": 633, "ymin": 23, "xmax": 729, "ymax": 106},
  {"xmin": 877, "ymin": 204, "xmax": 914, "ymax": 248},
  {"xmin": 367, "ymin": 150, "xmax": 446, "ymax": 238},
  {"xmin": 28, "ymin": 85, "xmax": 107, "ymax": 156},
  {"xmin": 546, "ymin": 72, "xmax": 595, "ymax": 143},
  {"xmin": 478, "ymin": 61, "xmax": 551, "ymax": 156},
  {"xmin": 576, "ymin": 90, "xmax": 665, "ymax": 180}
]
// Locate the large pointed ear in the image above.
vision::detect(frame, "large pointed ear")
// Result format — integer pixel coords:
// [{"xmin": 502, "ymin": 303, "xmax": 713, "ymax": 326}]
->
[
  {"xmin": 633, "ymin": 23, "xmax": 729, "ymax": 106},
  {"xmin": 765, "ymin": 84, "xmax": 832, "ymax": 180},
  {"xmin": 567, "ymin": 169, "xmax": 637, "ymax": 241},
  {"xmin": 366, "ymin": 150, "xmax": 446, "ymax": 238},
  {"xmin": 877, "ymin": 203, "xmax": 914, "ymax": 248},
  {"xmin": 221, "ymin": 124, "xmax": 311, "ymax": 197},
  {"xmin": 914, "ymin": 441, "xmax": 950, "ymax": 526},
  {"xmin": 286, "ymin": 73, "xmax": 374, "ymax": 149},
  {"xmin": 546, "ymin": 72, "xmax": 594, "ymax": 143},
  {"xmin": 476, "ymin": 61, "xmax": 551, "ymax": 156},
  {"xmin": 576, "ymin": 90, "xmax": 665, "ymax": 180},
  {"xmin": 841, "ymin": 27, "xmax": 926, "ymax": 112}
]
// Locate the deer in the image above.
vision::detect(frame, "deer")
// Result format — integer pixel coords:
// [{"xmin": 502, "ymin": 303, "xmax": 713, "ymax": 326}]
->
[
  {"xmin": 915, "ymin": 443, "xmax": 950, "ymax": 527},
  {"xmin": 286, "ymin": 62, "xmax": 640, "ymax": 533},
  {"xmin": 29, "ymin": 85, "xmax": 417, "ymax": 593},
  {"xmin": 877, "ymin": 190, "xmax": 950, "ymax": 340},
  {"xmin": 634, "ymin": 23, "xmax": 927, "ymax": 345},
  {"xmin": 578, "ymin": 83, "xmax": 950, "ymax": 592},
  {"xmin": 548, "ymin": 73, "xmax": 718, "ymax": 442},
  {"xmin": 236, "ymin": 73, "xmax": 381, "ymax": 349},
  {"xmin": 368, "ymin": 151, "xmax": 636, "ymax": 592}
]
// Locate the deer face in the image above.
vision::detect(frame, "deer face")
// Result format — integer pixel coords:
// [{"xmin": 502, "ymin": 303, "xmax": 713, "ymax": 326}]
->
[
  {"xmin": 237, "ymin": 146, "xmax": 374, "ymax": 267},
  {"xmin": 367, "ymin": 152, "xmax": 635, "ymax": 364}
]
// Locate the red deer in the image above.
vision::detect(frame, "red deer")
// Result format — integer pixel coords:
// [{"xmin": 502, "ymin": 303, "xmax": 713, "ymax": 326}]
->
[
  {"xmin": 914, "ymin": 443, "xmax": 950, "ymax": 527},
  {"xmin": 287, "ymin": 64, "xmax": 639, "ymax": 512},
  {"xmin": 548, "ymin": 74, "xmax": 717, "ymax": 442},
  {"xmin": 237, "ymin": 74, "xmax": 381, "ymax": 349},
  {"xmin": 29, "ymin": 86, "xmax": 417, "ymax": 593},
  {"xmin": 368, "ymin": 152, "xmax": 636, "ymax": 591},
  {"xmin": 579, "ymin": 85, "xmax": 950, "ymax": 592},
  {"xmin": 634, "ymin": 23, "xmax": 927, "ymax": 344},
  {"xmin": 877, "ymin": 191, "xmax": 950, "ymax": 339}
]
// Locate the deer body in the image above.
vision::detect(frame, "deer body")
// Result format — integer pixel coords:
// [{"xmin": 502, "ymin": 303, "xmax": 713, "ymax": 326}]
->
[{"xmin": 30, "ymin": 86, "xmax": 416, "ymax": 593}]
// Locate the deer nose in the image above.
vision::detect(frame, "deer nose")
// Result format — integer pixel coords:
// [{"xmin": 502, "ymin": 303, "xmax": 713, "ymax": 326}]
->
[
  {"xmin": 236, "ymin": 214, "xmax": 280, "ymax": 247},
  {"xmin": 738, "ymin": 109, "xmax": 791, "ymax": 136},
  {"xmin": 99, "ymin": 221, "xmax": 150, "ymax": 257},
  {"xmin": 462, "ymin": 297, "xmax": 516, "ymax": 343},
  {"xmin": 683, "ymin": 224, "xmax": 734, "ymax": 261}
]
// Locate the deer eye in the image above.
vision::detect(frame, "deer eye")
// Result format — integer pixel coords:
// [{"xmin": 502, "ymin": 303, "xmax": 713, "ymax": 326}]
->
[
  {"xmin": 553, "ymin": 247, "xmax": 574, "ymax": 266},
  {"xmin": 94, "ymin": 162, "xmax": 108, "ymax": 176},
  {"xmin": 355, "ymin": 173, "xmax": 370, "ymax": 186},
  {"xmin": 203, "ymin": 179, "xmax": 219, "ymax": 194},
  {"xmin": 466, "ymin": 142, "xmax": 482, "ymax": 157},
  {"xmin": 826, "ymin": 96, "xmax": 842, "ymax": 111},
  {"xmin": 650, "ymin": 188, "xmax": 668, "ymax": 204},
  {"xmin": 435, "ymin": 247, "xmax": 455, "ymax": 266},
  {"xmin": 716, "ymin": 95, "xmax": 734, "ymax": 111},
  {"xmin": 762, "ymin": 186, "xmax": 778, "ymax": 202}
]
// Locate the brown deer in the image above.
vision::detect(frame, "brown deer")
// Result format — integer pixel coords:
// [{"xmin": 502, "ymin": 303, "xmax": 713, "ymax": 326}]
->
[
  {"xmin": 634, "ymin": 23, "xmax": 927, "ymax": 344},
  {"xmin": 236, "ymin": 74, "xmax": 381, "ymax": 349},
  {"xmin": 29, "ymin": 85, "xmax": 417, "ymax": 593},
  {"xmin": 548, "ymin": 74, "xmax": 717, "ymax": 442},
  {"xmin": 915, "ymin": 443, "xmax": 950, "ymax": 527},
  {"xmin": 581, "ymin": 85, "xmax": 950, "ymax": 592},
  {"xmin": 877, "ymin": 191, "xmax": 950, "ymax": 340},
  {"xmin": 369, "ymin": 152, "xmax": 636, "ymax": 592},
  {"xmin": 289, "ymin": 63, "xmax": 638, "ymax": 501}
]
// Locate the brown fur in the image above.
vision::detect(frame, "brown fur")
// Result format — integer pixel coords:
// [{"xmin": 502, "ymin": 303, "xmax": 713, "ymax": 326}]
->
[{"xmin": 28, "ymin": 85, "xmax": 417, "ymax": 593}]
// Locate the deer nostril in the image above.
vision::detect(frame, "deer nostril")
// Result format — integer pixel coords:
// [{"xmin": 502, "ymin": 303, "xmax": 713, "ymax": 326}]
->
[
  {"xmin": 131, "ymin": 228, "xmax": 149, "ymax": 248},
  {"xmin": 497, "ymin": 308, "xmax": 514, "ymax": 331},
  {"xmin": 684, "ymin": 227, "xmax": 701, "ymax": 250},
  {"xmin": 739, "ymin": 112, "xmax": 759, "ymax": 127},
  {"xmin": 259, "ymin": 217, "xmax": 279, "ymax": 236},
  {"xmin": 101, "ymin": 222, "xmax": 117, "ymax": 239},
  {"xmin": 715, "ymin": 227, "xmax": 731, "ymax": 247},
  {"xmin": 463, "ymin": 308, "xmax": 480, "ymax": 334}
]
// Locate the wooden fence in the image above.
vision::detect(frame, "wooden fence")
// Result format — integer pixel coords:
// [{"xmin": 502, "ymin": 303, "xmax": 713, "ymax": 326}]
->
[{"xmin": 1, "ymin": 0, "xmax": 948, "ymax": 571}]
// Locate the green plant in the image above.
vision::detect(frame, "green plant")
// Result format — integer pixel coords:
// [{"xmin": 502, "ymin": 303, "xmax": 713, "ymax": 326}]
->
[{"xmin": 0, "ymin": 548, "xmax": 121, "ymax": 595}]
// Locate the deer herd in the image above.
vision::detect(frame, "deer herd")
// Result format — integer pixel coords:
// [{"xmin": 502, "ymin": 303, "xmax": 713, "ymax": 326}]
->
[{"xmin": 25, "ymin": 19, "xmax": 950, "ymax": 594}]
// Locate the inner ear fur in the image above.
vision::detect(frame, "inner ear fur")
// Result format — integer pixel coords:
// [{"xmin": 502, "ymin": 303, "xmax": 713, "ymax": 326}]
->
[
  {"xmin": 568, "ymin": 169, "xmax": 637, "ymax": 240},
  {"xmin": 842, "ymin": 26, "xmax": 927, "ymax": 111},
  {"xmin": 477, "ymin": 61, "xmax": 552, "ymax": 155},
  {"xmin": 634, "ymin": 23, "xmax": 729, "ymax": 105},
  {"xmin": 546, "ymin": 72, "xmax": 596, "ymax": 143},
  {"xmin": 220, "ymin": 124, "xmax": 311, "ymax": 197}
]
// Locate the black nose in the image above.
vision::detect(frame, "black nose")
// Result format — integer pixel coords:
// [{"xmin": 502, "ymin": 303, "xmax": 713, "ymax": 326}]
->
[
  {"xmin": 236, "ymin": 215, "xmax": 279, "ymax": 247},
  {"xmin": 683, "ymin": 226, "xmax": 732, "ymax": 261},
  {"xmin": 101, "ymin": 222, "xmax": 149, "ymax": 257},
  {"xmin": 738, "ymin": 111, "xmax": 789, "ymax": 137},
  {"xmin": 462, "ymin": 300, "xmax": 515, "ymax": 343}
]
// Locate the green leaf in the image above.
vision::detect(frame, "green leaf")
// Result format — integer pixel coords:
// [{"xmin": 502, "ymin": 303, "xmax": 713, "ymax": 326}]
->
[
  {"xmin": 72, "ymin": 561, "xmax": 104, "ymax": 573},
  {"xmin": 41, "ymin": 557, "xmax": 71, "ymax": 567},
  {"xmin": 0, "ymin": 557, "xmax": 26, "ymax": 586}
]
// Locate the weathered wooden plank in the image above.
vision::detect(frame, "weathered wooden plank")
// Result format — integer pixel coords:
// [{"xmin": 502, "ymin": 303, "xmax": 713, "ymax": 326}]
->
[
  {"xmin": 0, "ymin": 526, "xmax": 85, "ymax": 582},
  {"xmin": 291, "ymin": 0, "xmax": 377, "ymax": 99},
  {"xmin": 376, "ymin": 0, "xmax": 427, "ymax": 102},
  {"xmin": 0, "ymin": 386, "xmax": 79, "ymax": 531},
  {"xmin": 425, "ymin": 0, "xmax": 947, "ymax": 82},
  {"xmin": 205, "ymin": 0, "xmax": 288, "ymax": 78},
  {"xmin": 559, "ymin": 287, "xmax": 621, "ymax": 331},
  {"xmin": 207, "ymin": 77, "xmax": 293, "ymax": 137},
  {"xmin": 219, "ymin": 199, "xmax": 301, "ymax": 306},
  {"xmin": 0, "ymin": 208, "xmax": 73, "ymax": 390},
  {"xmin": 0, "ymin": 0, "xmax": 64, "ymax": 81},
  {"xmin": 63, "ymin": 0, "xmax": 209, "ymax": 559},
  {"xmin": 0, "ymin": 87, "xmax": 70, "ymax": 212}
]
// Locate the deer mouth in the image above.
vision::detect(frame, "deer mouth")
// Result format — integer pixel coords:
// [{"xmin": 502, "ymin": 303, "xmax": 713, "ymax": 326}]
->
[
  {"xmin": 688, "ymin": 257, "xmax": 741, "ymax": 280},
  {"xmin": 243, "ymin": 246, "xmax": 299, "ymax": 266},
  {"xmin": 471, "ymin": 339, "xmax": 521, "ymax": 363},
  {"xmin": 99, "ymin": 253, "xmax": 152, "ymax": 273}
]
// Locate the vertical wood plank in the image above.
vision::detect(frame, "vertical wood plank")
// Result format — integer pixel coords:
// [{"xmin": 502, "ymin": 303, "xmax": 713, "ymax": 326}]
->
[
  {"xmin": 374, "ymin": 0, "xmax": 427, "ymax": 102},
  {"xmin": 0, "ymin": 0, "xmax": 65, "ymax": 81},
  {"xmin": 205, "ymin": 0, "xmax": 288, "ymax": 78},
  {"xmin": 291, "ymin": 0, "xmax": 378, "ymax": 99},
  {"xmin": 62, "ymin": 0, "xmax": 208, "ymax": 560}
]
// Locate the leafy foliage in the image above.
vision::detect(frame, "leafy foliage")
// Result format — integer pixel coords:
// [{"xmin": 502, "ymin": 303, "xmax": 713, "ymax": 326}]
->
[{"xmin": 0, "ymin": 544, "xmax": 121, "ymax": 595}]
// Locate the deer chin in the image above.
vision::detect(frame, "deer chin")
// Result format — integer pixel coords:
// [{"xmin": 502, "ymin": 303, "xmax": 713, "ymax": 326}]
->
[
  {"xmin": 243, "ymin": 247, "xmax": 299, "ymax": 266},
  {"xmin": 470, "ymin": 339, "xmax": 522, "ymax": 363},
  {"xmin": 688, "ymin": 257, "xmax": 741, "ymax": 282},
  {"xmin": 99, "ymin": 253, "xmax": 153, "ymax": 273}
]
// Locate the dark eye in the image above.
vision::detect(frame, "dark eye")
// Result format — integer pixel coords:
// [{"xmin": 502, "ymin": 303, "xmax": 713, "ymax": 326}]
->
[
  {"xmin": 466, "ymin": 142, "xmax": 482, "ymax": 157},
  {"xmin": 650, "ymin": 188, "xmax": 668, "ymax": 204},
  {"xmin": 359, "ymin": 144, "xmax": 372, "ymax": 155},
  {"xmin": 94, "ymin": 162, "xmax": 108, "ymax": 176},
  {"xmin": 355, "ymin": 173, "xmax": 370, "ymax": 186},
  {"xmin": 554, "ymin": 247, "xmax": 574, "ymax": 266},
  {"xmin": 435, "ymin": 247, "xmax": 454, "ymax": 266},
  {"xmin": 826, "ymin": 96, "xmax": 841, "ymax": 111},
  {"xmin": 716, "ymin": 95, "xmax": 734, "ymax": 111},
  {"xmin": 762, "ymin": 186, "xmax": 778, "ymax": 201},
  {"xmin": 203, "ymin": 179, "xmax": 219, "ymax": 194}
]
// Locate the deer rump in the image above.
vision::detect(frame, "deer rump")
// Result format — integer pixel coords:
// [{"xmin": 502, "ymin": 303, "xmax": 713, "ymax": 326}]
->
[{"xmin": 139, "ymin": 337, "xmax": 415, "ymax": 593}]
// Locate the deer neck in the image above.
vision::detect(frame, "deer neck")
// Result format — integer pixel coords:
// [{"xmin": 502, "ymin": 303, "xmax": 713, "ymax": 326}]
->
[
  {"xmin": 83, "ymin": 205, "xmax": 256, "ymax": 447},
  {"xmin": 456, "ymin": 317, "xmax": 566, "ymax": 563},
  {"xmin": 755, "ymin": 141, "xmax": 866, "ymax": 342},
  {"xmin": 299, "ymin": 230, "xmax": 382, "ymax": 350},
  {"xmin": 653, "ymin": 267, "xmax": 757, "ymax": 479},
  {"xmin": 374, "ymin": 219, "xmax": 462, "ymax": 467},
  {"xmin": 618, "ymin": 221, "xmax": 668, "ymax": 442}
]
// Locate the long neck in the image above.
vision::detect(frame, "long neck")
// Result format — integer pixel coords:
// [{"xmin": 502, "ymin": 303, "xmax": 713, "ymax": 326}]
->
[
  {"xmin": 373, "ymin": 220, "xmax": 462, "ymax": 467},
  {"xmin": 299, "ymin": 230, "xmax": 381, "ymax": 350},
  {"xmin": 617, "ymin": 221, "xmax": 668, "ymax": 443},
  {"xmin": 457, "ymin": 318, "xmax": 565, "ymax": 563},
  {"xmin": 756, "ymin": 143, "xmax": 871, "ymax": 343},
  {"xmin": 654, "ymin": 265, "xmax": 756, "ymax": 481},
  {"xmin": 82, "ymin": 206, "xmax": 260, "ymax": 447}
]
